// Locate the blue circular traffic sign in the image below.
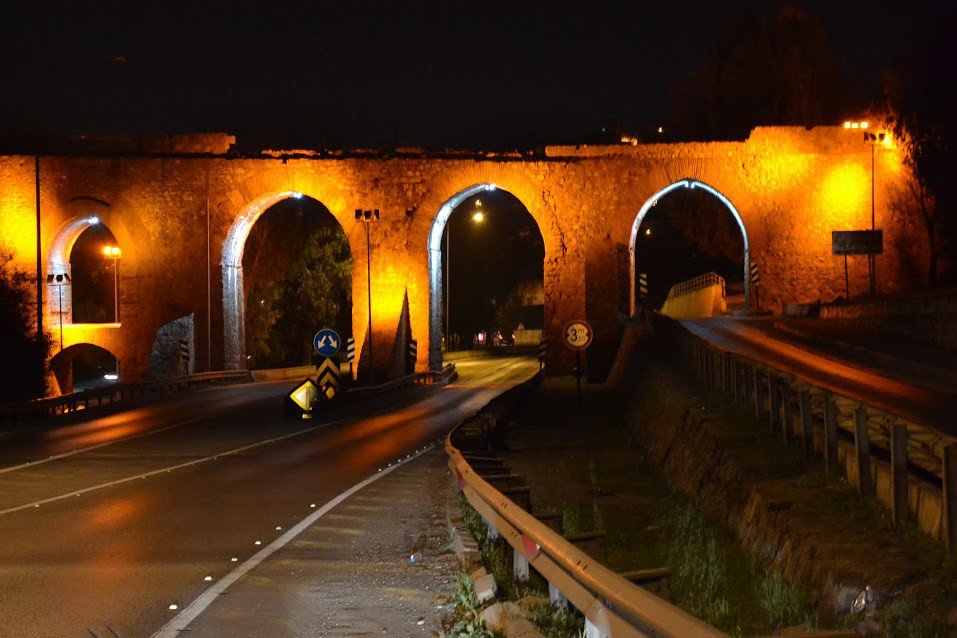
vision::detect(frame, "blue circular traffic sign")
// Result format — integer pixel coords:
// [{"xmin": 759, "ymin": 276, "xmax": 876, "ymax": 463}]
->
[{"xmin": 313, "ymin": 329, "xmax": 341, "ymax": 357}]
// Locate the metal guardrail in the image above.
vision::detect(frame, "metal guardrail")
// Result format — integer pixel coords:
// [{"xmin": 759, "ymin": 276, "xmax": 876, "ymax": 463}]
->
[
  {"xmin": 664, "ymin": 272, "xmax": 726, "ymax": 301},
  {"xmin": 654, "ymin": 313, "xmax": 957, "ymax": 551},
  {"xmin": 446, "ymin": 375, "xmax": 730, "ymax": 638},
  {"xmin": 0, "ymin": 369, "xmax": 254, "ymax": 425},
  {"xmin": 0, "ymin": 362, "xmax": 458, "ymax": 427},
  {"xmin": 346, "ymin": 363, "xmax": 458, "ymax": 398}
]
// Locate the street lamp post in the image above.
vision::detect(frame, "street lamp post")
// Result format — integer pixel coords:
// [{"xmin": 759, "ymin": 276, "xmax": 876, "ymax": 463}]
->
[
  {"xmin": 103, "ymin": 245, "xmax": 122, "ymax": 322},
  {"xmin": 46, "ymin": 273, "xmax": 71, "ymax": 351},
  {"xmin": 863, "ymin": 130, "xmax": 887, "ymax": 297},
  {"xmin": 355, "ymin": 208, "xmax": 380, "ymax": 383},
  {"xmin": 445, "ymin": 204, "xmax": 485, "ymax": 352},
  {"xmin": 844, "ymin": 120, "xmax": 888, "ymax": 297}
]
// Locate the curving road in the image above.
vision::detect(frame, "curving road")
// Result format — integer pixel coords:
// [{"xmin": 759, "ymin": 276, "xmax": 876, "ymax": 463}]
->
[
  {"xmin": 682, "ymin": 317, "xmax": 957, "ymax": 436},
  {"xmin": 0, "ymin": 354, "xmax": 537, "ymax": 638}
]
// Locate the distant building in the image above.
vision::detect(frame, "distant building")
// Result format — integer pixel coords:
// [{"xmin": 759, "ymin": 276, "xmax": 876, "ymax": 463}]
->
[{"xmin": 511, "ymin": 281, "xmax": 544, "ymax": 346}]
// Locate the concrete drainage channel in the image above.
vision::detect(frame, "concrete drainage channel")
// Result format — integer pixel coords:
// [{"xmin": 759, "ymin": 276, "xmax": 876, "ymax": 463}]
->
[{"xmin": 442, "ymin": 374, "xmax": 858, "ymax": 638}]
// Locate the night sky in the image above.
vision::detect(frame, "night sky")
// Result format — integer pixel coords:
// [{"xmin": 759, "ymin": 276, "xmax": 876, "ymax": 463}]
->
[{"xmin": 1, "ymin": 0, "xmax": 948, "ymax": 149}]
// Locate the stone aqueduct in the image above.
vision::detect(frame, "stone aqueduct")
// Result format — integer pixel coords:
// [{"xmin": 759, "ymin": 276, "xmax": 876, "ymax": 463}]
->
[{"xmin": 0, "ymin": 126, "xmax": 917, "ymax": 392}]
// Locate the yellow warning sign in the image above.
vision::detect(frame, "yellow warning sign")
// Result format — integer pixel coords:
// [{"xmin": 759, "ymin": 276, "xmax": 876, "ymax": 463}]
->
[{"xmin": 288, "ymin": 378, "xmax": 319, "ymax": 413}]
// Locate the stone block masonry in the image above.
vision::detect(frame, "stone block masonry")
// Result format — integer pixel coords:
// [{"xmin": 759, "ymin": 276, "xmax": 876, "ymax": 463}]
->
[{"xmin": 0, "ymin": 125, "xmax": 924, "ymax": 392}]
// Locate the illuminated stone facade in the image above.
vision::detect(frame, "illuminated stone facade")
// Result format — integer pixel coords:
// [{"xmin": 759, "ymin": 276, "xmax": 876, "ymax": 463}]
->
[{"xmin": 0, "ymin": 127, "xmax": 922, "ymax": 391}]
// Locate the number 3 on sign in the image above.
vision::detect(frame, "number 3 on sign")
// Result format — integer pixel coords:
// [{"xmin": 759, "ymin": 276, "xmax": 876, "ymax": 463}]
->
[{"xmin": 562, "ymin": 320, "xmax": 593, "ymax": 350}]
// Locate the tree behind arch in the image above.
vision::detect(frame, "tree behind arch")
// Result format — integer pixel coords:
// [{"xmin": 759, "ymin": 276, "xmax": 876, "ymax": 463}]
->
[{"xmin": 0, "ymin": 251, "xmax": 51, "ymax": 401}]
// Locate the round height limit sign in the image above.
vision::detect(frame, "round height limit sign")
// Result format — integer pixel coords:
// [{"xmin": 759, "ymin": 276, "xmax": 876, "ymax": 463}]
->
[{"xmin": 562, "ymin": 320, "xmax": 593, "ymax": 350}]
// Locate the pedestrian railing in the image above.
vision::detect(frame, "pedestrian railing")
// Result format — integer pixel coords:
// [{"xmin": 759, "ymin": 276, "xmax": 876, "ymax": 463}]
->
[
  {"xmin": 348, "ymin": 363, "xmax": 458, "ymax": 397},
  {"xmin": 664, "ymin": 272, "xmax": 726, "ymax": 302},
  {"xmin": 653, "ymin": 313, "xmax": 957, "ymax": 551},
  {"xmin": 0, "ymin": 369, "xmax": 254, "ymax": 425}
]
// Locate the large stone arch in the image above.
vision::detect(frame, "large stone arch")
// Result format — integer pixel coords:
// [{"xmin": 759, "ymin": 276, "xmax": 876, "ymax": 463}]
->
[
  {"xmin": 217, "ymin": 167, "xmax": 361, "ymax": 370},
  {"xmin": 628, "ymin": 178, "xmax": 751, "ymax": 315},
  {"xmin": 417, "ymin": 167, "xmax": 564, "ymax": 371}
]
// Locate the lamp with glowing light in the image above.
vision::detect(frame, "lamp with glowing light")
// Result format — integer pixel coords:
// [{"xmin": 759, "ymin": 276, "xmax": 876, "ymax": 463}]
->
[
  {"xmin": 102, "ymin": 245, "xmax": 122, "ymax": 322},
  {"xmin": 844, "ymin": 120, "xmax": 889, "ymax": 295},
  {"xmin": 446, "ymin": 203, "xmax": 486, "ymax": 351},
  {"xmin": 46, "ymin": 273, "xmax": 71, "ymax": 350}
]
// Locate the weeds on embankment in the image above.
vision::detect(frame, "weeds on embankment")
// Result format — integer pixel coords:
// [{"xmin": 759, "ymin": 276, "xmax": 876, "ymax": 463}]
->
[{"xmin": 439, "ymin": 573, "xmax": 499, "ymax": 638}]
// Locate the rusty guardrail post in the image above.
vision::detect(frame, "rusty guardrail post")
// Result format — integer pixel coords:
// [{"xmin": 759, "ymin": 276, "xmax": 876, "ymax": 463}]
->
[
  {"xmin": 889, "ymin": 420, "xmax": 909, "ymax": 527},
  {"xmin": 854, "ymin": 406, "xmax": 874, "ymax": 498},
  {"xmin": 823, "ymin": 394, "xmax": 840, "ymax": 476},
  {"xmin": 943, "ymin": 444, "xmax": 957, "ymax": 551},
  {"xmin": 780, "ymin": 380, "xmax": 794, "ymax": 443},
  {"xmin": 798, "ymin": 389, "xmax": 814, "ymax": 458},
  {"xmin": 768, "ymin": 372, "xmax": 780, "ymax": 431}
]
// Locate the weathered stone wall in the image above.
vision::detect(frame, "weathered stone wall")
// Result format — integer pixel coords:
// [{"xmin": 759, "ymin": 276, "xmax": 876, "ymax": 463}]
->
[
  {"xmin": 0, "ymin": 126, "xmax": 924, "ymax": 391},
  {"xmin": 146, "ymin": 314, "xmax": 195, "ymax": 379}
]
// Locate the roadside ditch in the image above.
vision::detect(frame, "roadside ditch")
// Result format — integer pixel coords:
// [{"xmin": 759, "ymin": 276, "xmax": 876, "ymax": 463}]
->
[{"xmin": 441, "ymin": 333, "xmax": 955, "ymax": 637}]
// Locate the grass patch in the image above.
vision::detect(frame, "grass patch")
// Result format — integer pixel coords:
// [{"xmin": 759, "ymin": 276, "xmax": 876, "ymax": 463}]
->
[
  {"xmin": 521, "ymin": 600, "xmax": 585, "ymax": 638},
  {"xmin": 439, "ymin": 574, "xmax": 499, "ymax": 638},
  {"xmin": 653, "ymin": 489, "xmax": 814, "ymax": 636}
]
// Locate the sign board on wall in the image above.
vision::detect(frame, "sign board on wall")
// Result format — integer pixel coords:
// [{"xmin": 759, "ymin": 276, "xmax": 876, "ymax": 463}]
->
[{"xmin": 832, "ymin": 230, "xmax": 883, "ymax": 256}]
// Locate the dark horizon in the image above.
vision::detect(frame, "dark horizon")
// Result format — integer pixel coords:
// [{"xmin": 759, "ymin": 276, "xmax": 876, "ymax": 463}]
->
[{"xmin": 2, "ymin": 0, "xmax": 949, "ymax": 150}]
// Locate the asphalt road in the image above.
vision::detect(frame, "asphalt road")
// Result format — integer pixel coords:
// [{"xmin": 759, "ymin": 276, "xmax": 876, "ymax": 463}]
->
[
  {"xmin": 683, "ymin": 317, "xmax": 957, "ymax": 436},
  {"xmin": 0, "ymin": 354, "xmax": 537, "ymax": 638}
]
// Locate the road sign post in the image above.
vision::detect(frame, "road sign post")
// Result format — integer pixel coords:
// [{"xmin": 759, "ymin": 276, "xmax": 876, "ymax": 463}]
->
[
  {"xmin": 562, "ymin": 320, "xmax": 593, "ymax": 408},
  {"xmin": 637, "ymin": 273, "xmax": 648, "ymax": 320},
  {"xmin": 316, "ymin": 357, "xmax": 342, "ymax": 400},
  {"xmin": 288, "ymin": 378, "xmax": 320, "ymax": 419},
  {"xmin": 408, "ymin": 339, "xmax": 418, "ymax": 373},
  {"xmin": 344, "ymin": 337, "xmax": 356, "ymax": 377},
  {"xmin": 749, "ymin": 262, "xmax": 761, "ymax": 310},
  {"xmin": 313, "ymin": 328, "xmax": 341, "ymax": 358},
  {"xmin": 832, "ymin": 230, "xmax": 883, "ymax": 301}
]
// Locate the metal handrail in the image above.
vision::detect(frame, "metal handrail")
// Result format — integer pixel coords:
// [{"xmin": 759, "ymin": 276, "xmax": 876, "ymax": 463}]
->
[
  {"xmin": 446, "ymin": 385, "xmax": 729, "ymax": 638},
  {"xmin": 665, "ymin": 272, "xmax": 726, "ymax": 301},
  {"xmin": 0, "ymin": 369, "xmax": 254, "ymax": 424},
  {"xmin": 654, "ymin": 313, "xmax": 957, "ymax": 549}
]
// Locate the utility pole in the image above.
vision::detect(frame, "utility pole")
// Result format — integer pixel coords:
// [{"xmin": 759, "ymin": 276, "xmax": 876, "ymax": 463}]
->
[
  {"xmin": 35, "ymin": 156, "xmax": 42, "ymax": 338},
  {"xmin": 355, "ymin": 209, "xmax": 380, "ymax": 383},
  {"xmin": 206, "ymin": 164, "xmax": 211, "ymax": 372}
]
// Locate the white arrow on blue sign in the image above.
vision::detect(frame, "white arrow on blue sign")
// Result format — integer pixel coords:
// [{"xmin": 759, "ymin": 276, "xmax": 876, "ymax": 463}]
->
[{"xmin": 313, "ymin": 329, "xmax": 341, "ymax": 357}]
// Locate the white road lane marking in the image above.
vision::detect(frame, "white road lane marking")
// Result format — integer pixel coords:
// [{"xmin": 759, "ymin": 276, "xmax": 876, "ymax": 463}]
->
[
  {"xmin": 150, "ymin": 445, "xmax": 432, "ymax": 638},
  {"xmin": 0, "ymin": 417, "xmax": 202, "ymax": 475},
  {"xmin": 0, "ymin": 415, "xmax": 351, "ymax": 516},
  {"xmin": 0, "ymin": 358, "xmax": 533, "ymax": 518}
]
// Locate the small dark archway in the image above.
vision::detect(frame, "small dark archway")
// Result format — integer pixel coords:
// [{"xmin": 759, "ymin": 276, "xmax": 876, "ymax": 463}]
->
[
  {"xmin": 50, "ymin": 343, "xmax": 119, "ymax": 394},
  {"xmin": 222, "ymin": 193, "xmax": 352, "ymax": 369},
  {"xmin": 629, "ymin": 180, "xmax": 750, "ymax": 315},
  {"xmin": 70, "ymin": 223, "xmax": 121, "ymax": 323},
  {"xmin": 427, "ymin": 184, "xmax": 545, "ymax": 369}
]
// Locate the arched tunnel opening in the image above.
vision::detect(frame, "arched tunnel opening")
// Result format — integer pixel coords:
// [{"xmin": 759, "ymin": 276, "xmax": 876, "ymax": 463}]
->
[
  {"xmin": 50, "ymin": 343, "xmax": 119, "ymax": 394},
  {"xmin": 633, "ymin": 181, "xmax": 748, "ymax": 317},
  {"xmin": 70, "ymin": 222, "xmax": 121, "ymax": 324},
  {"xmin": 239, "ymin": 195, "xmax": 352, "ymax": 369},
  {"xmin": 432, "ymin": 186, "xmax": 545, "ymax": 362}
]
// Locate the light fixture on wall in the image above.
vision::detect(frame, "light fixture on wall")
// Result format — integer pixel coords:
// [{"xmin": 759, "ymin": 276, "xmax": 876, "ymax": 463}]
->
[{"xmin": 46, "ymin": 272, "xmax": 71, "ymax": 350}]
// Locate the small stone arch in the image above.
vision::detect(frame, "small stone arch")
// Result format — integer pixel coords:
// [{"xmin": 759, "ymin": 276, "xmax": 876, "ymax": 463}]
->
[
  {"xmin": 47, "ymin": 213, "xmax": 121, "ymax": 324},
  {"xmin": 628, "ymin": 178, "xmax": 751, "ymax": 314},
  {"xmin": 49, "ymin": 342, "xmax": 119, "ymax": 394}
]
